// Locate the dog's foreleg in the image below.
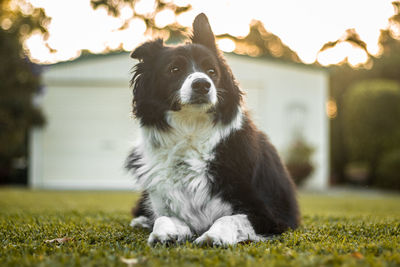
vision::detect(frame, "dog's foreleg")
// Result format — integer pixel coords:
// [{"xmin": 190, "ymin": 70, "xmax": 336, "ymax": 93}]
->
[
  {"xmin": 194, "ymin": 214, "xmax": 266, "ymax": 247},
  {"xmin": 148, "ymin": 216, "xmax": 193, "ymax": 246}
]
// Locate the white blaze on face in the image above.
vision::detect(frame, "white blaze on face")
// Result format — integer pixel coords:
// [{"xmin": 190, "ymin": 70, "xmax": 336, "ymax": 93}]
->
[{"xmin": 179, "ymin": 72, "xmax": 217, "ymax": 105}]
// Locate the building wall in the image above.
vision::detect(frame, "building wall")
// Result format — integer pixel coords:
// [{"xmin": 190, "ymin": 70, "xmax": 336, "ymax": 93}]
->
[
  {"xmin": 226, "ymin": 55, "xmax": 329, "ymax": 189},
  {"xmin": 30, "ymin": 53, "xmax": 329, "ymax": 190},
  {"xmin": 30, "ymin": 84, "xmax": 138, "ymax": 189}
]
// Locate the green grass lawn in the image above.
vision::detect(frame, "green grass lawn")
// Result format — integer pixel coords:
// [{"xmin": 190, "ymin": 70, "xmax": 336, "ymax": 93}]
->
[{"xmin": 0, "ymin": 188, "xmax": 399, "ymax": 267}]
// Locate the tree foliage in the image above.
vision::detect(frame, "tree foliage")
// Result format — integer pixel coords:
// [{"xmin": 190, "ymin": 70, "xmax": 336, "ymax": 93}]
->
[
  {"xmin": 90, "ymin": 0, "xmax": 301, "ymax": 63},
  {"xmin": 91, "ymin": 0, "xmax": 191, "ymax": 40},
  {"xmin": 219, "ymin": 21, "xmax": 301, "ymax": 62},
  {"xmin": 342, "ymin": 80, "xmax": 400, "ymax": 184},
  {"xmin": 376, "ymin": 149, "xmax": 400, "ymax": 190},
  {"xmin": 319, "ymin": 28, "xmax": 370, "ymax": 58},
  {"xmin": 0, "ymin": 0, "xmax": 48, "ymax": 182},
  {"xmin": 327, "ymin": 1, "xmax": 400, "ymax": 186}
]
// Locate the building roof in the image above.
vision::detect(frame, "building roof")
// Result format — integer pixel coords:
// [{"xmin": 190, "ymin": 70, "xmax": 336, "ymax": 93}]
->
[{"xmin": 44, "ymin": 49, "xmax": 327, "ymax": 73}]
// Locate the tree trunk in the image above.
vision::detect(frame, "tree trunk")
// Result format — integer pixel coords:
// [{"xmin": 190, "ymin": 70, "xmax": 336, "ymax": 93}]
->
[
  {"xmin": 367, "ymin": 152, "xmax": 380, "ymax": 186},
  {"xmin": 0, "ymin": 160, "xmax": 12, "ymax": 184}
]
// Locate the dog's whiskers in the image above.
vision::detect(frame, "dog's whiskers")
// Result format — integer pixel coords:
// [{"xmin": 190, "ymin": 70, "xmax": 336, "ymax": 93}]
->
[
  {"xmin": 216, "ymin": 88, "xmax": 226, "ymax": 102},
  {"xmin": 167, "ymin": 93, "xmax": 181, "ymax": 109}
]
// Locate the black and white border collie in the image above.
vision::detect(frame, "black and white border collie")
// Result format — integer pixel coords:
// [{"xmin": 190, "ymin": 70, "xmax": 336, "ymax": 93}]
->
[{"xmin": 126, "ymin": 13, "xmax": 299, "ymax": 246}]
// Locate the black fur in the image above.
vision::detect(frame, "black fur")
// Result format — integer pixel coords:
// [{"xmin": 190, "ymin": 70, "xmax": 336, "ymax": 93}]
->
[
  {"xmin": 210, "ymin": 116, "xmax": 299, "ymax": 234},
  {"xmin": 128, "ymin": 13, "xmax": 300, "ymax": 237},
  {"xmin": 129, "ymin": 16, "xmax": 242, "ymax": 129},
  {"xmin": 131, "ymin": 192, "xmax": 153, "ymax": 219}
]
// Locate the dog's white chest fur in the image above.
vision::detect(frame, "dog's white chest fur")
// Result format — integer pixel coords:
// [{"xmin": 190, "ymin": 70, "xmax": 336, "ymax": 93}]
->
[{"xmin": 134, "ymin": 107, "xmax": 242, "ymax": 233}]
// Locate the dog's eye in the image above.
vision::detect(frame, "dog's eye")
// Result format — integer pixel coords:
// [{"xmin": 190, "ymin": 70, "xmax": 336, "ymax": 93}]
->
[
  {"xmin": 170, "ymin": 66, "xmax": 180, "ymax": 74},
  {"xmin": 207, "ymin": 68, "xmax": 216, "ymax": 76}
]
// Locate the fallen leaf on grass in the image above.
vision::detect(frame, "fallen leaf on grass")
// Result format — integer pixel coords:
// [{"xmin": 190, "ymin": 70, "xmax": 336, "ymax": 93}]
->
[
  {"xmin": 283, "ymin": 248, "xmax": 295, "ymax": 257},
  {"xmin": 351, "ymin": 252, "xmax": 364, "ymax": 259},
  {"xmin": 120, "ymin": 257, "xmax": 139, "ymax": 267},
  {"xmin": 44, "ymin": 237, "xmax": 73, "ymax": 244}
]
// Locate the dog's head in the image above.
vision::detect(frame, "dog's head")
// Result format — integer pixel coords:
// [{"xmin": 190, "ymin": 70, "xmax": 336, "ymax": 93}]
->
[{"xmin": 130, "ymin": 13, "xmax": 242, "ymax": 129}]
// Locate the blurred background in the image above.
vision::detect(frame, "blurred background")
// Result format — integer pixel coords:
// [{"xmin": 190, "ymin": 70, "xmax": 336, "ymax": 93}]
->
[{"xmin": 1, "ymin": 0, "xmax": 399, "ymax": 192}]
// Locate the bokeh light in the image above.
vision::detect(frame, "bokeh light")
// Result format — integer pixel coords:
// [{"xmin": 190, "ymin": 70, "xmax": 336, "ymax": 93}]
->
[
  {"xmin": 134, "ymin": 0, "xmax": 155, "ymax": 15},
  {"xmin": 155, "ymin": 9, "xmax": 176, "ymax": 28},
  {"xmin": 217, "ymin": 38, "xmax": 236, "ymax": 53},
  {"xmin": 26, "ymin": 0, "xmax": 396, "ymax": 65}
]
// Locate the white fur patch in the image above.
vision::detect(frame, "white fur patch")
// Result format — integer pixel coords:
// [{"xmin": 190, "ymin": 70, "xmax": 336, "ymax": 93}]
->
[
  {"xmin": 194, "ymin": 214, "xmax": 266, "ymax": 246},
  {"xmin": 130, "ymin": 107, "xmax": 243, "ymax": 235},
  {"xmin": 148, "ymin": 216, "xmax": 192, "ymax": 245},
  {"xmin": 179, "ymin": 72, "xmax": 217, "ymax": 104},
  {"xmin": 129, "ymin": 216, "xmax": 151, "ymax": 229}
]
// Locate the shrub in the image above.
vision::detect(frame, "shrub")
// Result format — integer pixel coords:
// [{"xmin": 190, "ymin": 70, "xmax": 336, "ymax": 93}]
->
[
  {"xmin": 376, "ymin": 150, "xmax": 400, "ymax": 190},
  {"xmin": 342, "ymin": 79, "xmax": 400, "ymax": 185},
  {"xmin": 285, "ymin": 138, "xmax": 315, "ymax": 186}
]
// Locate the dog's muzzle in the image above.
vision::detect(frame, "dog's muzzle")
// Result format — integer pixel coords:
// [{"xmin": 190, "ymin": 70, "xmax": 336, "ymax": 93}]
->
[
  {"xmin": 179, "ymin": 72, "xmax": 217, "ymax": 105},
  {"xmin": 190, "ymin": 78, "xmax": 212, "ymax": 104}
]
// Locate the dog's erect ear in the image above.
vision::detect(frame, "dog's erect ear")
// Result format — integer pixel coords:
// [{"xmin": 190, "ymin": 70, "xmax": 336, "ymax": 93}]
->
[
  {"xmin": 130, "ymin": 39, "xmax": 164, "ymax": 61},
  {"xmin": 191, "ymin": 13, "xmax": 217, "ymax": 51}
]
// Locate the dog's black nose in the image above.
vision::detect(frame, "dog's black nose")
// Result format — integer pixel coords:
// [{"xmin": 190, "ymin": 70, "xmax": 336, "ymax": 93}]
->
[{"xmin": 192, "ymin": 78, "xmax": 211, "ymax": 95}]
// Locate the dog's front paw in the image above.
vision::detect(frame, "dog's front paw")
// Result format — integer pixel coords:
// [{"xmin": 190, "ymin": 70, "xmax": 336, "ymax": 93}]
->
[
  {"xmin": 148, "ymin": 231, "xmax": 179, "ymax": 246},
  {"xmin": 147, "ymin": 216, "xmax": 192, "ymax": 246},
  {"xmin": 194, "ymin": 232, "xmax": 228, "ymax": 247},
  {"xmin": 195, "ymin": 215, "xmax": 264, "ymax": 247}
]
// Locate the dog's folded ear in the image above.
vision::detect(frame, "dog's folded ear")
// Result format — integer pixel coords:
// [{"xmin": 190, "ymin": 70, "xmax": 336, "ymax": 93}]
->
[
  {"xmin": 192, "ymin": 13, "xmax": 217, "ymax": 51},
  {"xmin": 130, "ymin": 39, "xmax": 164, "ymax": 61}
]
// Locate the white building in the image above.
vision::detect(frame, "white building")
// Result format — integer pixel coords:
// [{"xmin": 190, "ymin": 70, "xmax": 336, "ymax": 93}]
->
[{"xmin": 29, "ymin": 52, "xmax": 329, "ymax": 190}]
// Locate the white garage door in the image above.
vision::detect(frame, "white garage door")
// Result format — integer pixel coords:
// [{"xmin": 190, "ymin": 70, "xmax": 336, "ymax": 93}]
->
[{"xmin": 30, "ymin": 85, "xmax": 139, "ymax": 189}]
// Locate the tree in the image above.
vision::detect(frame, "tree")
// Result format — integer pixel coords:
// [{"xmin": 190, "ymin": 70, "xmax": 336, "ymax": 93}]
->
[
  {"xmin": 0, "ymin": 0, "xmax": 49, "ymax": 183},
  {"xmin": 90, "ymin": 0, "xmax": 301, "ymax": 63},
  {"xmin": 219, "ymin": 20, "xmax": 301, "ymax": 63},
  {"xmin": 342, "ymin": 80, "xmax": 400, "ymax": 185},
  {"xmin": 326, "ymin": 1, "xmax": 400, "ymax": 185},
  {"xmin": 91, "ymin": 0, "xmax": 191, "ymax": 41},
  {"xmin": 376, "ymin": 149, "xmax": 400, "ymax": 190}
]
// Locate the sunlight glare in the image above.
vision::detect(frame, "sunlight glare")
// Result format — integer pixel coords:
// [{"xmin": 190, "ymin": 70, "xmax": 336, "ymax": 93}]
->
[
  {"xmin": 105, "ymin": 32, "xmax": 122, "ymax": 50},
  {"xmin": 348, "ymin": 48, "xmax": 369, "ymax": 67},
  {"xmin": 120, "ymin": 18, "xmax": 147, "ymax": 51},
  {"xmin": 26, "ymin": 0, "xmax": 396, "ymax": 66},
  {"xmin": 120, "ymin": 5, "xmax": 134, "ymax": 20},
  {"xmin": 129, "ymin": 18, "xmax": 147, "ymax": 35},
  {"xmin": 218, "ymin": 38, "xmax": 236, "ymax": 53},
  {"xmin": 25, "ymin": 32, "xmax": 48, "ymax": 61},
  {"xmin": 357, "ymin": 27, "xmax": 383, "ymax": 56},
  {"xmin": 298, "ymin": 51, "xmax": 318, "ymax": 64},
  {"xmin": 174, "ymin": 0, "xmax": 189, "ymax": 7},
  {"xmin": 19, "ymin": 1, "xmax": 34, "ymax": 15},
  {"xmin": 176, "ymin": 10, "xmax": 195, "ymax": 27},
  {"xmin": 326, "ymin": 99, "xmax": 337, "ymax": 119},
  {"xmin": 25, "ymin": 31, "xmax": 82, "ymax": 63},
  {"xmin": 317, "ymin": 42, "xmax": 369, "ymax": 67},
  {"xmin": 317, "ymin": 42, "xmax": 351, "ymax": 66},
  {"xmin": 1, "ymin": 18, "xmax": 13, "ymax": 30},
  {"xmin": 389, "ymin": 23, "xmax": 400, "ymax": 39},
  {"xmin": 134, "ymin": 0, "xmax": 155, "ymax": 15},
  {"xmin": 227, "ymin": 23, "xmax": 250, "ymax": 38},
  {"xmin": 155, "ymin": 9, "xmax": 175, "ymax": 28}
]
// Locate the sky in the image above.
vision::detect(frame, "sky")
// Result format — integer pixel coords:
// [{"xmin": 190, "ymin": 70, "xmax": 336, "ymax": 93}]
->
[{"xmin": 26, "ymin": 0, "xmax": 396, "ymax": 66}]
